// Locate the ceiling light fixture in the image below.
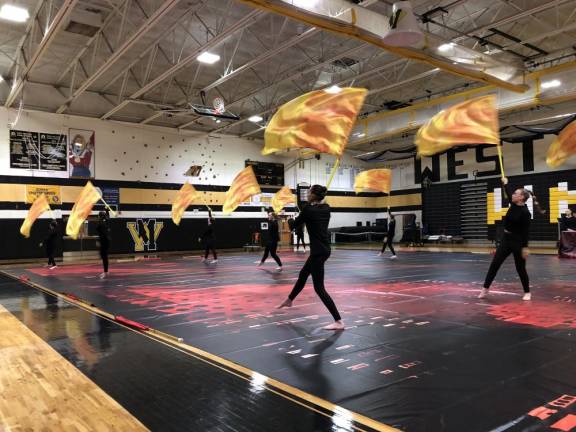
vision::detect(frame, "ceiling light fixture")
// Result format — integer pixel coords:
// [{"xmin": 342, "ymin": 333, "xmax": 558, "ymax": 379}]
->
[
  {"xmin": 0, "ymin": 4, "xmax": 29, "ymax": 22},
  {"xmin": 197, "ymin": 52, "xmax": 220, "ymax": 64},
  {"xmin": 325, "ymin": 85, "xmax": 342, "ymax": 94},
  {"xmin": 541, "ymin": 79, "xmax": 561, "ymax": 89},
  {"xmin": 437, "ymin": 43, "xmax": 454, "ymax": 53},
  {"xmin": 249, "ymin": 115, "xmax": 263, "ymax": 123}
]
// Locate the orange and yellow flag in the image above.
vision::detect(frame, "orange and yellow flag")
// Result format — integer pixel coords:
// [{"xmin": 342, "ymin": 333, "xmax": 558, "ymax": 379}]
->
[
  {"xmin": 547, "ymin": 119, "xmax": 576, "ymax": 168},
  {"xmin": 354, "ymin": 169, "xmax": 392, "ymax": 194},
  {"xmin": 222, "ymin": 166, "xmax": 261, "ymax": 215},
  {"xmin": 415, "ymin": 95, "xmax": 500, "ymax": 157},
  {"xmin": 20, "ymin": 194, "xmax": 51, "ymax": 238},
  {"xmin": 66, "ymin": 181, "xmax": 101, "ymax": 239},
  {"xmin": 172, "ymin": 182, "xmax": 199, "ymax": 225},
  {"xmin": 263, "ymin": 87, "xmax": 367, "ymax": 157},
  {"xmin": 271, "ymin": 186, "xmax": 296, "ymax": 214}
]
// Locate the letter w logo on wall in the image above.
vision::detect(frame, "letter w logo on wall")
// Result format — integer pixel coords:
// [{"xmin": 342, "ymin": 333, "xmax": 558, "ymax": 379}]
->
[{"xmin": 127, "ymin": 219, "xmax": 164, "ymax": 251}]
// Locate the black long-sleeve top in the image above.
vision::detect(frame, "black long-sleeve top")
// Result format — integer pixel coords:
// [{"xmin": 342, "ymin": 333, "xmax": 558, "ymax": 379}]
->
[
  {"xmin": 96, "ymin": 221, "xmax": 110, "ymax": 247},
  {"xmin": 293, "ymin": 203, "xmax": 331, "ymax": 255},
  {"xmin": 202, "ymin": 220, "xmax": 214, "ymax": 241},
  {"xmin": 503, "ymin": 185, "xmax": 531, "ymax": 247},
  {"xmin": 45, "ymin": 226, "xmax": 58, "ymax": 250},
  {"xmin": 387, "ymin": 218, "xmax": 396, "ymax": 237},
  {"xmin": 268, "ymin": 219, "xmax": 280, "ymax": 243},
  {"xmin": 560, "ymin": 216, "xmax": 576, "ymax": 231}
]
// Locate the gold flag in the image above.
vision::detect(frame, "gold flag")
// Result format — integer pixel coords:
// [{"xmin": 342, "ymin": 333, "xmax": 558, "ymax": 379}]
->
[
  {"xmin": 20, "ymin": 194, "xmax": 51, "ymax": 238},
  {"xmin": 66, "ymin": 181, "xmax": 101, "ymax": 240},
  {"xmin": 354, "ymin": 169, "xmax": 392, "ymax": 194},
  {"xmin": 271, "ymin": 186, "xmax": 296, "ymax": 213},
  {"xmin": 222, "ymin": 166, "xmax": 261, "ymax": 215},
  {"xmin": 416, "ymin": 95, "xmax": 500, "ymax": 157},
  {"xmin": 172, "ymin": 182, "xmax": 199, "ymax": 225},
  {"xmin": 547, "ymin": 119, "xmax": 576, "ymax": 168},
  {"xmin": 263, "ymin": 87, "xmax": 367, "ymax": 157}
]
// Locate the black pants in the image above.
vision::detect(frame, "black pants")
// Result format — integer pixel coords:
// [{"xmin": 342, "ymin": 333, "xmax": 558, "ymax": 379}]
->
[
  {"xmin": 288, "ymin": 251, "xmax": 341, "ymax": 321},
  {"xmin": 261, "ymin": 241, "xmax": 282, "ymax": 266},
  {"xmin": 100, "ymin": 245, "xmax": 109, "ymax": 273},
  {"xmin": 47, "ymin": 246, "xmax": 56, "ymax": 266},
  {"xmin": 204, "ymin": 240, "xmax": 217, "ymax": 260},
  {"xmin": 484, "ymin": 236, "xmax": 529, "ymax": 292},
  {"xmin": 296, "ymin": 234, "xmax": 306, "ymax": 249},
  {"xmin": 381, "ymin": 236, "xmax": 396, "ymax": 255}
]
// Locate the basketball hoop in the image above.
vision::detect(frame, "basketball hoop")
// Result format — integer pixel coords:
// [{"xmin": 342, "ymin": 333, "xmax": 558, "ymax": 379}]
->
[{"xmin": 213, "ymin": 97, "xmax": 225, "ymax": 114}]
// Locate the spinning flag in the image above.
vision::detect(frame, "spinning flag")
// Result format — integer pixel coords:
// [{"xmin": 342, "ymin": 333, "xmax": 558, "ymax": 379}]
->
[
  {"xmin": 263, "ymin": 87, "xmax": 367, "ymax": 157},
  {"xmin": 271, "ymin": 186, "xmax": 296, "ymax": 213},
  {"xmin": 354, "ymin": 169, "xmax": 392, "ymax": 194},
  {"xmin": 547, "ymin": 119, "xmax": 576, "ymax": 168},
  {"xmin": 20, "ymin": 194, "xmax": 51, "ymax": 238},
  {"xmin": 222, "ymin": 166, "xmax": 261, "ymax": 215},
  {"xmin": 415, "ymin": 95, "xmax": 500, "ymax": 157},
  {"xmin": 172, "ymin": 182, "xmax": 199, "ymax": 225},
  {"xmin": 66, "ymin": 181, "xmax": 101, "ymax": 239}
]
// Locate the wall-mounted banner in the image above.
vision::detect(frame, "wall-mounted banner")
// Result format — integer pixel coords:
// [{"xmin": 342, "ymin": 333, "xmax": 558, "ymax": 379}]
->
[
  {"xmin": 39, "ymin": 133, "xmax": 67, "ymax": 171},
  {"xmin": 94, "ymin": 186, "xmax": 120, "ymax": 211},
  {"xmin": 69, "ymin": 129, "xmax": 95, "ymax": 178},
  {"xmin": 25, "ymin": 185, "xmax": 61, "ymax": 205},
  {"xmin": 242, "ymin": 192, "xmax": 297, "ymax": 209},
  {"xmin": 10, "ymin": 130, "xmax": 39, "ymax": 169}
]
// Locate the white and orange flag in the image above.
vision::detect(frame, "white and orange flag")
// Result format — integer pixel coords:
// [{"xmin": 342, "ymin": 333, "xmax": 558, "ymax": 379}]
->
[
  {"xmin": 263, "ymin": 87, "xmax": 367, "ymax": 157},
  {"xmin": 415, "ymin": 95, "xmax": 500, "ymax": 157},
  {"xmin": 66, "ymin": 181, "xmax": 101, "ymax": 239},
  {"xmin": 547, "ymin": 119, "xmax": 576, "ymax": 168},
  {"xmin": 271, "ymin": 186, "xmax": 296, "ymax": 214},
  {"xmin": 222, "ymin": 166, "xmax": 261, "ymax": 215},
  {"xmin": 20, "ymin": 194, "xmax": 51, "ymax": 238},
  {"xmin": 354, "ymin": 169, "xmax": 392, "ymax": 194},
  {"xmin": 171, "ymin": 182, "xmax": 199, "ymax": 225}
]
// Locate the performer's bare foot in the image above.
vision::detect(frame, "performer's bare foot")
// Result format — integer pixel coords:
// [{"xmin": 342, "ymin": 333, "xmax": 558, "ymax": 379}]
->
[
  {"xmin": 276, "ymin": 298, "xmax": 292, "ymax": 309},
  {"xmin": 323, "ymin": 320, "xmax": 345, "ymax": 331}
]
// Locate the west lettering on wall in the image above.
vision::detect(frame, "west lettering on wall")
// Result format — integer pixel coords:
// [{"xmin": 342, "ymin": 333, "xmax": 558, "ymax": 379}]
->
[
  {"xmin": 69, "ymin": 129, "xmax": 95, "ymax": 178},
  {"xmin": 475, "ymin": 145, "xmax": 502, "ymax": 177},
  {"xmin": 127, "ymin": 219, "xmax": 164, "ymax": 252},
  {"xmin": 446, "ymin": 148, "xmax": 468, "ymax": 180}
]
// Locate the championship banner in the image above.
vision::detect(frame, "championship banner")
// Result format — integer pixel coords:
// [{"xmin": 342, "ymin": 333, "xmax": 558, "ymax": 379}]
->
[{"xmin": 25, "ymin": 185, "xmax": 61, "ymax": 205}]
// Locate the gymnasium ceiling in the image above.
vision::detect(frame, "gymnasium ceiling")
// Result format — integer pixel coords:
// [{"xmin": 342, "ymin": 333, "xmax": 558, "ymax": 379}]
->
[{"xmin": 0, "ymin": 0, "xmax": 575, "ymax": 150}]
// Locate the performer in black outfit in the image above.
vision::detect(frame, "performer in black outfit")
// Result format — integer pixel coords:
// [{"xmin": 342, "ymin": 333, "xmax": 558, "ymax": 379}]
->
[
  {"xmin": 277, "ymin": 185, "xmax": 344, "ymax": 330},
  {"xmin": 378, "ymin": 211, "xmax": 397, "ymax": 259},
  {"xmin": 559, "ymin": 208, "xmax": 576, "ymax": 231},
  {"xmin": 40, "ymin": 220, "xmax": 59, "ymax": 269},
  {"xmin": 200, "ymin": 210, "xmax": 218, "ymax": 263},
  {"xmin": 294, "ymin": 220, "xmax": 306, "ymax": 252},
  {"xmin": 96, "ymin": 211, "xmax": 110, "ymax": 279},
  {"xmin": 258, "ymin": 210, "xmax": 283, "ymax": 270},
  {"xmin": 479, "ymin": 177, "xmax": 542, "ymax": 301}
]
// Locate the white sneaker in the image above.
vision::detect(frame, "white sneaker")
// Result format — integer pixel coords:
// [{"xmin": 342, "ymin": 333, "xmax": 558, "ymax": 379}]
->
[
  {"xmin": 99, "ymin": 272, "xmax": 107, "ymax": 279},
  {"xmin": 478, "ymin": 288, "xmax": 489, "ymax": 299},
  {"xmin": 377, "ymin": 252, "xmax": 382, "ymax": 256},
  {"xmin": 522, "ymin": 293, "xmax": 532, "ymax": 301},
  {"xmin": 390, "ymin": 255, "xmax": 397, "ymax": 260},
  {"xmin": 210, "ymin": 259, "xmax": 218, "ymax": 264},
  {"xmin": 276, "ymin": 266, "xmax": 282, "ymax": 271},
  {"xmin": 49, "ymin": 265, "xmax": 57, "ymax": 270},
  {"xmin": 201, "ymin": 257, "xmax": 207, "ymax": 262}
]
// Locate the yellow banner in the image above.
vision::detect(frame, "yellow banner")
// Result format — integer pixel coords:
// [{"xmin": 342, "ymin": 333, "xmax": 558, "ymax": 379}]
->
[{"xmin": 26, "ymin": 185, "xmax": 61, "ymax": 205}]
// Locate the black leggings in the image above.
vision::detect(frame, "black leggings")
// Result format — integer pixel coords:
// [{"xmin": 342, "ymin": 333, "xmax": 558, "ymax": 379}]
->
[
  {"xmin": 261, "ymin": 241, "xmax": 282, "ymax": 266},
  {"xmin": 484, "ymin": 236, "xmax": 529, "ymax": 293},
  {"xmin": 47, "ymin": 247, "xmax": 56, "ymax": 266},
  {"xmin": 100, "ymin": 246, "xmax": 109, "ymax": 273},
  {"xmin": 204, "ymin": 241, "xmax": 217, "ymax": 260},
  {"xmin": 381, "ymin": 236, "xmax": 396, "ymax": 255},
  {"xmin": 296, "ymin": 234, "xmax": 306, "ymax": 249},
  {"xmin": 288, "ymin": 252, "xmax": 341, "ymax": 321}
]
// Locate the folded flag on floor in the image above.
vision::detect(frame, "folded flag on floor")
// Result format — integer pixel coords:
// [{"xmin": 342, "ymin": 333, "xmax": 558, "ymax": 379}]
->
[
  {"xmin": 66, "ymin": 181, "xmax": 101, "ymax": 239},
  {"xmin": 354, "ymin": 169, "xmax": 392, "ymax": 194},
  {"xmin": 222, "ymin": 166, "xmax": 261, "ymax": 215},
  {"xmin": 263, "ymin": 87, "xmax": 367, "ymax": 157},
  {"xmin": 172, "ymin": 182, "xmax": 200, "ymax": 225},
  {"xmin": 20, "ymin": 194, "xmax": 51, "ymax": 238},
  {"xmin": 415, "ymin": 95, "xmax": 500, "ymax": 157},
  {"xmin": 547, "ymin": 119, "xmax": 576, "ymax": 168},
  {"xmin": 271, "ymin": 186, "xmax": 296, "ymax": 213}
]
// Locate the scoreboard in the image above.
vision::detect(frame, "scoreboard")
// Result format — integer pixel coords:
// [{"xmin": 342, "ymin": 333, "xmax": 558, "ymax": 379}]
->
[{"xmin": 245, "ymin": 160, "xmax": 284, "ymax": 186}]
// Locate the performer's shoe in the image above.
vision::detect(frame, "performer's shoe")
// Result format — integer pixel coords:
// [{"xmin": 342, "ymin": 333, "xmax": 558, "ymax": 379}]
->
[
  {"xmin": 478, "ymin": 288, "xmax": 489, "ymax": 299},
  {"xmin": 276, "ymin": 298, "xmax": 292, "ymax": 309},
  {"xmin": 323, "ymin": 321, "xmax": 345, "ymax": 331},
  {"xmin": 522, "ymin": 293, "xmax": 532, "ymax": 301}
]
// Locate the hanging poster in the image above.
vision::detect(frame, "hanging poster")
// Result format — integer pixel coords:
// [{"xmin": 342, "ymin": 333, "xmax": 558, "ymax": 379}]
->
[
  {"xmin": 68, "ymin": 129, "xmax": 95, "ymax": 178},
  {"xmin": 9, "ymin": 130, "xmax": 39, "ymax": 169},
  {"xmin": 25, "ymin": 185, "xmax": 62, "ymax": 205},
  {"xmin": 39, "ymin": 133, "xmax": 67, "ymax": 171}
]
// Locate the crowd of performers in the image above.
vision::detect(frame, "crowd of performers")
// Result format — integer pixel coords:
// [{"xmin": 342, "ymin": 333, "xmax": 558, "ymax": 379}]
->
[{"xmin": 35, "ymin": 177, "xmax": 549, "ymax": 331}]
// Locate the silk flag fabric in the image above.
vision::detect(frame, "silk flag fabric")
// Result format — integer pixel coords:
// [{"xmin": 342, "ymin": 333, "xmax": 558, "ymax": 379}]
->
[
  {"xmin": 547, "ymin": 119, "xmax": 576, "ymax": 168},
  {"xmin": 354, "ymin": 169, "xmax": 392, "ymax": 194},
  {"xmin": 20, "ymin": 194, "xmax": 51, "ymax": 238},
  {"xmin": 172, "ymin": 182, "xmax": 199, "ymax": 225},
  {"xmin": 222, "ymin": 166, "xmax": 261, "ymax": 215},
  {"xmin": 66, "ymin": 181, "xmax": 101, "ymax": 239},
  {"xmin": 263, "ymin": 87, "xmax": 367, "ymax": 157},
  {"xmin": 415, "ymin": 95, "xmax": 500, "ymax": 157},
  {"xmin": 271, "ymin": 186, "xmax": 296, "ymax": 213}
]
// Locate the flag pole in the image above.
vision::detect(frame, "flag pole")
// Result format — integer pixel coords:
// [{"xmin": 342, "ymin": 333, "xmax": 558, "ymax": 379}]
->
[
  {"xmin": 496, "ymin": 141, "xmax": 506, "ymax": 179},
  {"xmin": 326, "ymin": 157, "xmax": 341, "ymax": 189},
  {"xmin": 99, "ymin": 197, "xmax": 117, "ymax": 217}
]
